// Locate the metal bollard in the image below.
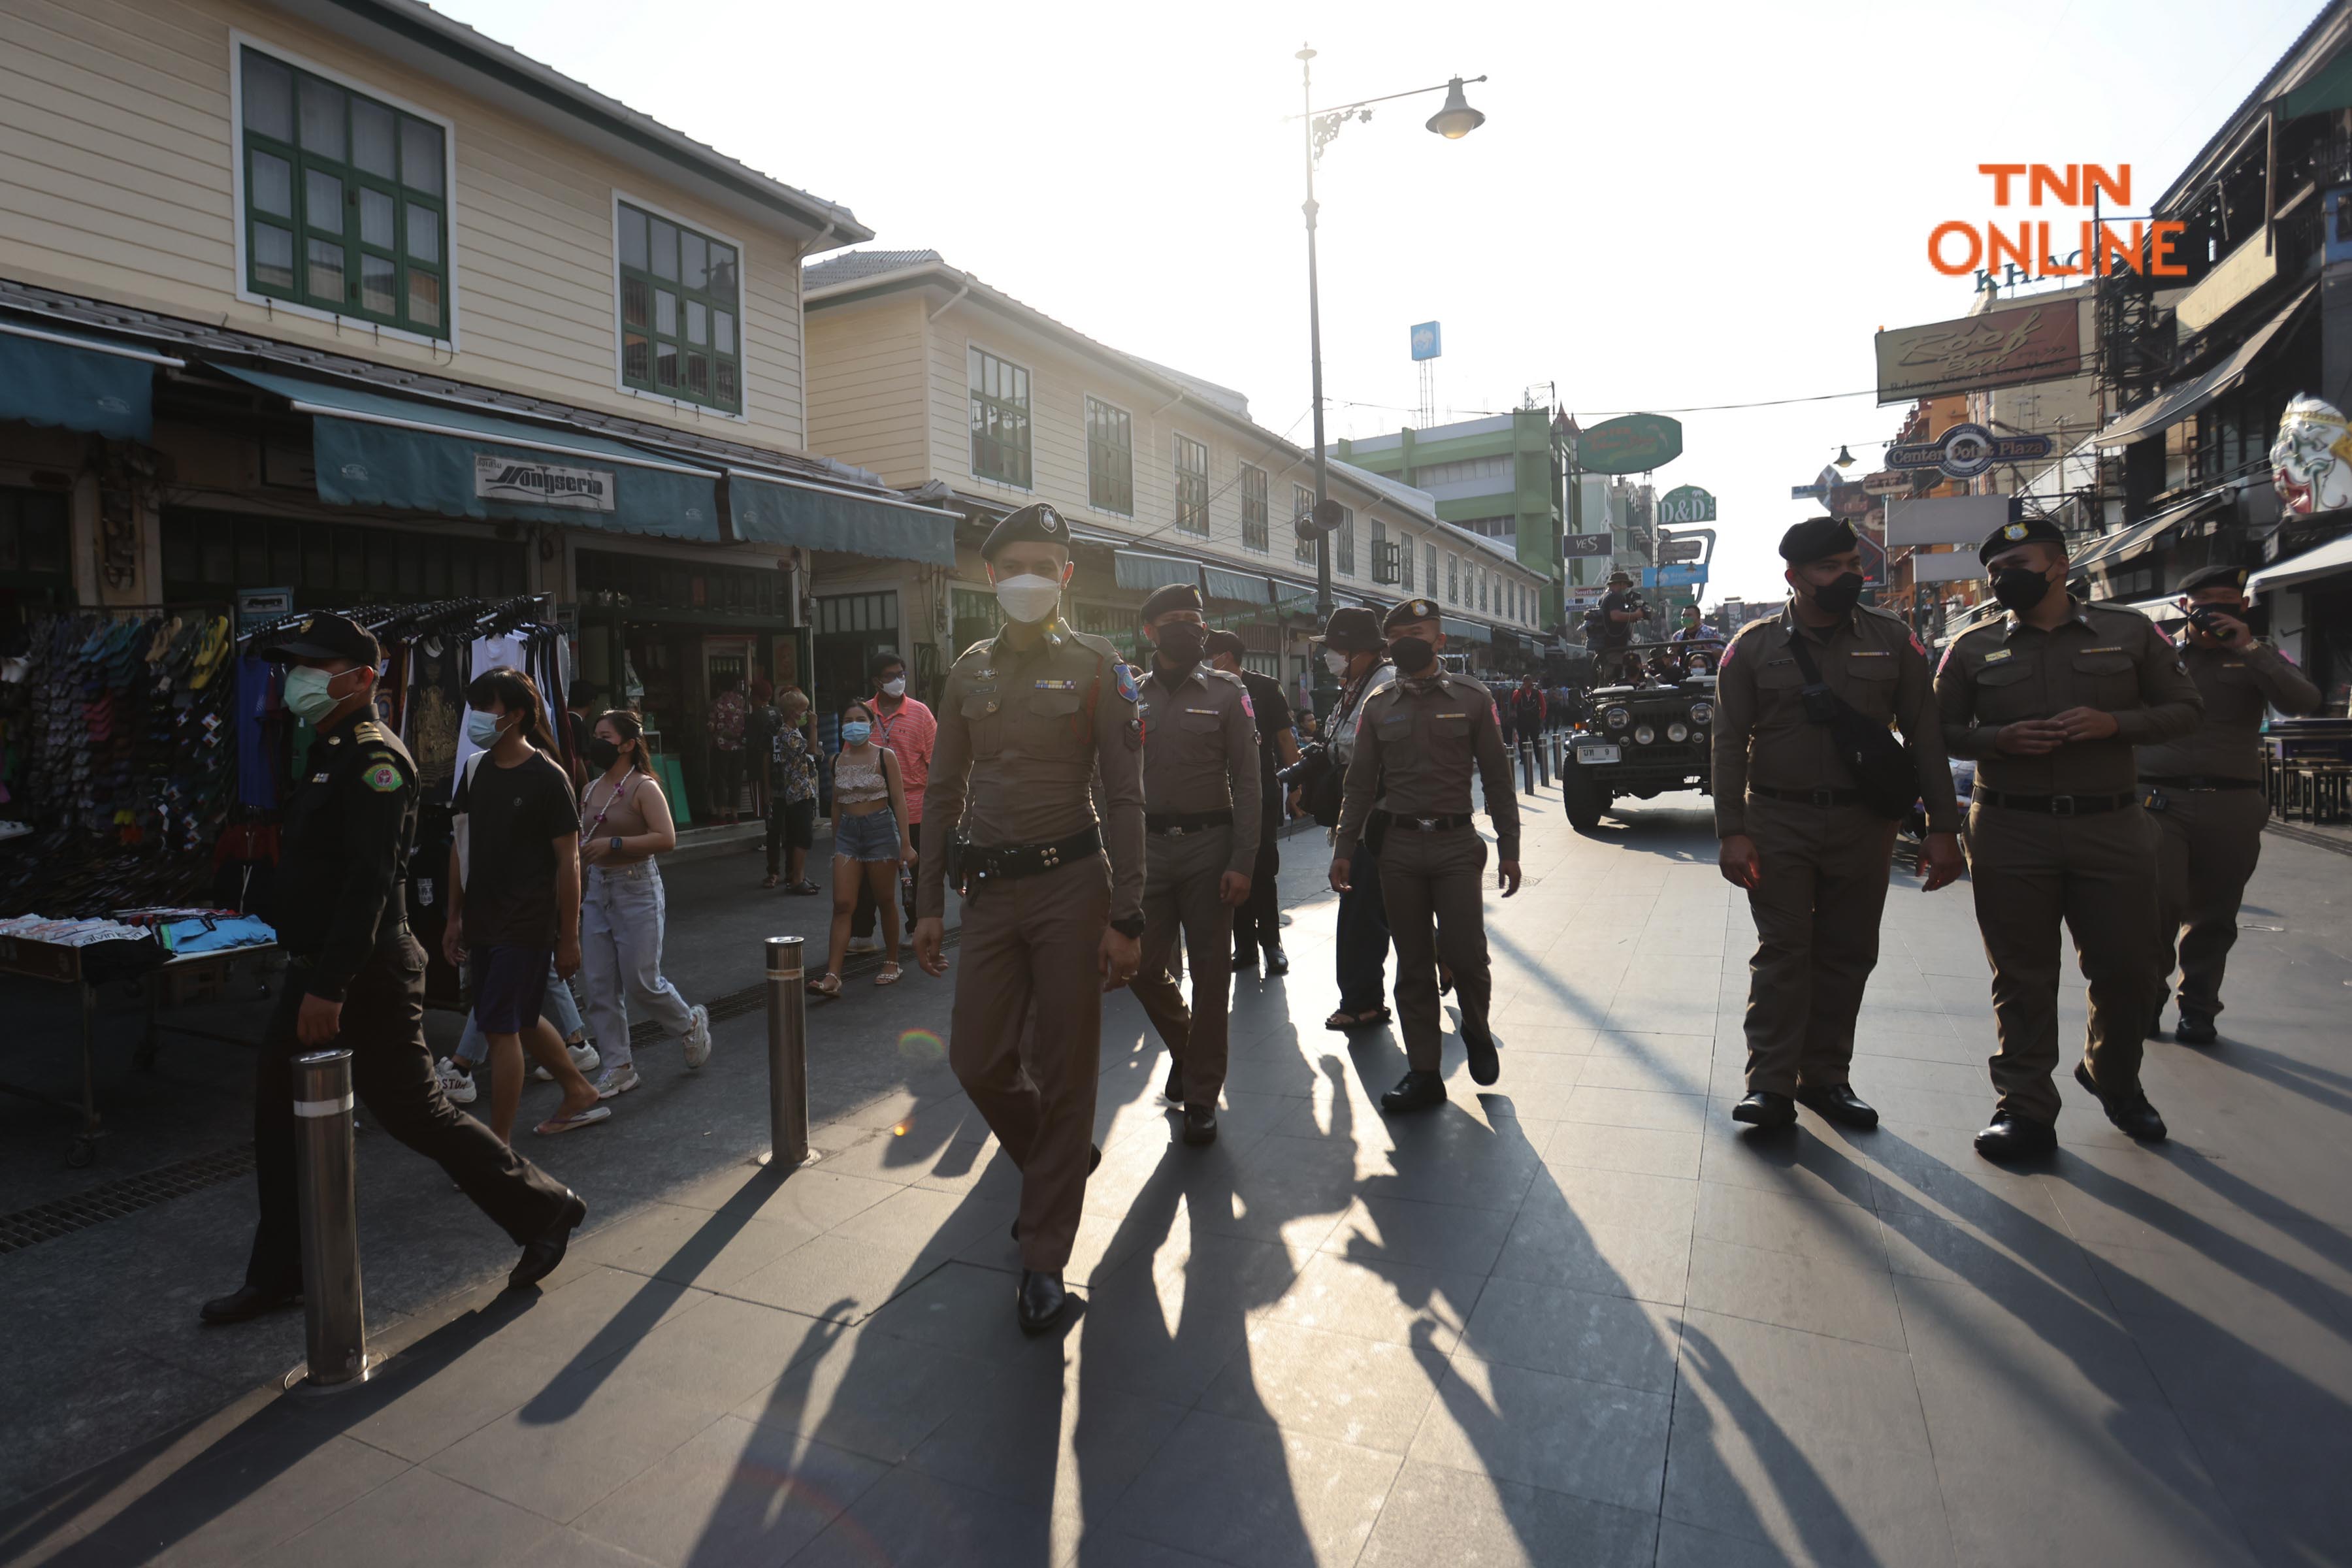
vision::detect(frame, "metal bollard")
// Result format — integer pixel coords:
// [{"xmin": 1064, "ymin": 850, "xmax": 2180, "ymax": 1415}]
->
[
  {"xmin": 762, "ymin": 936, "xmax": 811, "ymax": 1169},
  {"xmin": 286, "ymin": 1048, "xmax": 374, "ymax": 1393}
]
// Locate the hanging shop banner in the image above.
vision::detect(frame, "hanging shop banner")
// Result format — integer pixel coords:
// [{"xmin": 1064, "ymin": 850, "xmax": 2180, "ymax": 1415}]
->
[
  {"xmin": 1575, "ymin": 413, "xmax": 1683, "ymax": 474},
  {"xmin": 1657, "ymin": 485, "xmax": 1716, "ymax": 524},
  {"xmin": 1874, "ymin": 302, "xmax": 2082, "ymax": 404},
  {"xmin": 473, "ymin": 455, "xmax": 616, "ymax": 512}
]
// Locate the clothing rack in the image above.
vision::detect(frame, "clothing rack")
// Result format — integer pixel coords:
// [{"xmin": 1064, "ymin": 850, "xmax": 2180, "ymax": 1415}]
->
[{"xmin": 237, "ymin": 593, "xmax": 557, "ymax": 653}]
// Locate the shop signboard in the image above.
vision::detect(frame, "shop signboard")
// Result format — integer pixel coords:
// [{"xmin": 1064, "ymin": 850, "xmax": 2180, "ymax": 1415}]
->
[
  {"xmin": 1575, "ymin": 413, "xmax": 1682, "ymax": 474},
  {"xmin": 1874, "ymin": 302, "xmax": 2083, "ymax": 403},
  {"xmin": 1410, "ymin": 321, "xmax": 1443, "ymax": 361},
  {"xmin": 1857, "ymin": 531, "xmax": 1887, "ymax": 587},
  {"xmin": 1886, "ymin": 423, "xmax": 2054, "ymax": 479},
  {"xmin": 1887, "ymin": 494, "xmax": 2008, "ymax": 547},
  {"xmin": 1862, "ymin": 469, "xmax": 1912, "ymax": 497},
  {"xmin": 1641, "ymin": 565, "xmax": 1708, "ymax": 588},
  {"xmin": 1561, "ymin": 531, "xmax": 1614, "ymax": 559},
  {"xmin": 236, "ymin": 586, "xmax": 294, "ymax": 632},
  {"xmin": 1657, "ymin": 485, "xmax": 1716, "ymax": 524},
  {"xmin": 473, "ymin": 455, "xmax": 616, "ymax": 512}
]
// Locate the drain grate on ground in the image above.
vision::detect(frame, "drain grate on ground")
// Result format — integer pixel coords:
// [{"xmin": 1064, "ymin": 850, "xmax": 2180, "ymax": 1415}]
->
[{"xmin": 0, "ymin": 1144, "xmax": 255, "ymax": 1254}]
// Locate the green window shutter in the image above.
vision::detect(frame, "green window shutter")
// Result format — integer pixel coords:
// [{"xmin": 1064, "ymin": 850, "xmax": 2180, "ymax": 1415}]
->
[{"xmin": 613, "ymin": 201, "xmax": 742, "ymax": 414}]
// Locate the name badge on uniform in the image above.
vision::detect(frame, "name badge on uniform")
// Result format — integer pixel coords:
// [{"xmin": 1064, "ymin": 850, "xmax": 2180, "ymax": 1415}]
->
[
  {"xmin": 1186, "ymin": 707, "xmax": 1215, "ymax": 715},
  {"xmin": 1034, "ymin": 678, "xmax": 1077, "ymax": 691},
  {"xmin": 1438, "ymin": 711, "xmax": 1467, "ymax": 719},
  {"xmin": 310, "ymin": 772, "xmax": 331, "ymax": 783},
  {"xmin": 1850, "ymin": 649, "xmax": 1891, "ymax": 659},
  {"xmin": 1980, "ymin": 649, "xmax": 2013, "ymax": 663},
  {"xmin": 2082, "ymin": 646, "xmax": 2123, "ymax": 655}
]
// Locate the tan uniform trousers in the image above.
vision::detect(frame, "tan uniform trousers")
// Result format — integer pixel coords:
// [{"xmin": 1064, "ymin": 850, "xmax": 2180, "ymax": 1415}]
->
[
  {"xmin": 2151, "ymin": 787, "xmax": 2268, "ymax": 1023},
  {"xmin": 1376, "ymin": 823, "xmax": 1490, "ymax": 1072},
  {"xmin": 949, "ymin": 853, "xmax": 1111, "ymax": 1272},
  {"xmin": 1965, "ymin": 802, "xmax": 2160, "ymax": 1125},
  {"xmin": 1739, "ymin": 793, "xmax": 1899, "ymax": 1096},
  {"xmin": 1130, "ymin": 825, "xmax": 1236, "ymax": 1109}
]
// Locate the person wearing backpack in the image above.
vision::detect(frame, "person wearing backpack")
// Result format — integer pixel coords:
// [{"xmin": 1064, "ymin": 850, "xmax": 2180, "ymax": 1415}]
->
[{"xmin": 1711, "ymin": 517, "xmax": 1965, "ymax": 1134}]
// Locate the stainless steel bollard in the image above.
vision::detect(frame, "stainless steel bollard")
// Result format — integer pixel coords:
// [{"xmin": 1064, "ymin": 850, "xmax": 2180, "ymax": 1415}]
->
[
  {"xmin": 286, "ymin": 1048, "xmax": 373, "ymax": 1392},
  {"xmin": 763, "ymin": 936, "xmax": 811, "ymax": 1169}
]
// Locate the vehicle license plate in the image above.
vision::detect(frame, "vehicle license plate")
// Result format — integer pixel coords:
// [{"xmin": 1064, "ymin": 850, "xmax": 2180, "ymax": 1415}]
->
[{"xmin": 1577, "ymin": 744, "xmax": 1620, "ymax": 764}]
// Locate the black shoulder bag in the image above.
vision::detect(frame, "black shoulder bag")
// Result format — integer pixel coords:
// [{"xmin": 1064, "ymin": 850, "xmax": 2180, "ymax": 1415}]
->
[{"xmin": 1784, "ymin": 634, "xmax": 1916, "ymax": 821}]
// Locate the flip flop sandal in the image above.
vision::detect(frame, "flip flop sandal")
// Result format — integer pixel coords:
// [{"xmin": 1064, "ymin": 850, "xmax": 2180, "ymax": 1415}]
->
[
  {"xmin": 1325, "ymin": 1006, "xmax": 1392, "ymax": 1032},
  {"xmin": 806, "ymin": 973, "xmax": 841, "ymax": 998},
  {"xmin": 875, "ymin": 963, "xmax": 902, "ymax": 986},
  {"xmin": 534, "ymin": 1104, "xmax": 612, "ymax": 1135}
]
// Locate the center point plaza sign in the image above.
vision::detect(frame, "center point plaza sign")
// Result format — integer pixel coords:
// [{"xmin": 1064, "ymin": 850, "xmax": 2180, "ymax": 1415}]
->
[{"xmin": 1885, "ymin": 422, "xmax": 2054, "ymax": 480}]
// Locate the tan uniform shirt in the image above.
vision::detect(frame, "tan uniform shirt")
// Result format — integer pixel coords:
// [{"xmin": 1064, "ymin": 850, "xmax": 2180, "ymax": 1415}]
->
[
  {"xmin": 1712, "ymin": 602, "xmax": 1961, "ymax": 838},
  {"xmin": 1138, "ymin": 663, "xmax": 1262, "ymax": 877},
  {"xmin": 2136, "ymin": 638, "xmax": 2321, "ymax": 781},
  {"xmin": 917, "ymin": 620, "xmax": 1145, "ymax": 923},
  {"xmin": 1334, "ymin": 671, "xmax": 1519, "ymax": 861},
  {"xmin": 1936, "ymin": 599, "xmax": 2204, "ymax": 795}
]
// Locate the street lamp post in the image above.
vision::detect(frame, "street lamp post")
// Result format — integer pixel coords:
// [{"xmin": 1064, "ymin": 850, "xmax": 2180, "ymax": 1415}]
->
[{"xmin": 1292, "ymin": 46, "xmax": 1486, "ymax": 717}]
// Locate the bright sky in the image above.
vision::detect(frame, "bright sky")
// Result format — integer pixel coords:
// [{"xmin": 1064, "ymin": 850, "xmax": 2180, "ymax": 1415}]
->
[{"xmin": 444, "ymin": 0, "xmax": 2319, "ymax": 603}]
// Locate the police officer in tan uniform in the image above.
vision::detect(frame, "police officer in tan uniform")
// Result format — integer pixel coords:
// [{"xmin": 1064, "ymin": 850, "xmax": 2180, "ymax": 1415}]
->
[
  {"xmin": 1331, "ymin": 598, "xmax": 1521, "ymax": 1114},
  {"xmin": 2140, "ymin": 564, "xmax": 2321, "ymax": 1045},
  {"xmin": 1714, "ymin": 518, "xmax": 1967, "ymax": 1134},
  {"xmin": 1128, "ymin": 581, "xmax": 1261, "ymax": 1145},
  {"xmin": 1936, "ymin": 514, "xmax": 2203, "ymax": 1160},
  {"xmin": 913, "ymin": 502, "xmax": 1145, "ymax": 1333}
]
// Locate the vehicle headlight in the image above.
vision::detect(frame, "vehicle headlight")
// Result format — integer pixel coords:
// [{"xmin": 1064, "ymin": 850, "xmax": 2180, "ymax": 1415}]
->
[
  {"xmin": 1604, "ymin": 706, "xmax": 1631, "ymax": 728},
  {"xmin": 1667, "ymin": 722, "xmax": 1690, "ymax": 743},
  {"xmin": 1688, "ymin": 700, "xmax": 1714, "ymax": 725},
  {"xmin": 1634, "ymin": 724, "xmax": 1656, "ymax": 745}
]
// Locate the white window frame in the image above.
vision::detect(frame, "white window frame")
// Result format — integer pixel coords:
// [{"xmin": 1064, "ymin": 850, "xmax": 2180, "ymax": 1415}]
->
[
  {"xmin": 966, "ymin": 340, "xmax": 1035, "ymax": 493},
  {"xmin": 1238, "ymin": 461, "xmax": 1269, "ymax": 553},
  {"xmin": 228, "ymin": 32, "xmax": 463, "ymax": 351},
  {"xmin": 1172, "ymin": 431, "xmax": 1211, "ymax": 536},
  {"xmin": 1084, "ymin": 393, "xmax": 1135, "ymax": 517},
  {"xmin": 609, "ymin": 189, "xmax": 752, "ymax": 423}
]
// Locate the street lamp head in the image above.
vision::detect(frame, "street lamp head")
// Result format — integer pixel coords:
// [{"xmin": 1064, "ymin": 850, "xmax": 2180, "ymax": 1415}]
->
[
  {"xmin": 1426, "ymin": 76, "xmax": 1485, "ymax": 139},
  {"xmin": 1834, "ymin": 444, "xmax": 1857, "ymax": 469}
]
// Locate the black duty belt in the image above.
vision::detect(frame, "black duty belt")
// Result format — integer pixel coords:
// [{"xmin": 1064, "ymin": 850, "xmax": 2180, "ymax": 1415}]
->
[
  {"xmin": 1373, "ymin": 811, "xmax": 1473, "ymax": 832},
  {"xmin": 1972, "ymin": 787, "xmax": 2137, "ymax": 816},
  {"xmin": 2141, "ymin": 776, "xmax": 2261, "ymax": 792},
  {"xmin": 1751, "ymin": 785, "xmax": 1865, "ymax": 807},
  {"xmin": 1147, "ymin": 810, "xmax": 1233, "ymax": 837},
  {"xmin": 966, "ymin": 826, "xmax": 1102, "ymax": 885}
]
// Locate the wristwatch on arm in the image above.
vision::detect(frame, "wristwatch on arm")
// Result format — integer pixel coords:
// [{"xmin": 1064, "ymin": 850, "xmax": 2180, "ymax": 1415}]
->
[
  {"xmin": 1109, "ymin": 915, "xmax": 1146, "ymax": 939},
  {"xmin": 610, "ymin": 836, "xmax": 624, "ymax": 855}
]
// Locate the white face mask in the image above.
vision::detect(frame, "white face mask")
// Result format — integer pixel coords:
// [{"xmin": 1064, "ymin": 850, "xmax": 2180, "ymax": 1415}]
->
[
  {"xmin": 881, "ymin": 677, "xmax": 907, "ymax": 698},
  {"xmin": 994, "ymin": 573, "xmax": 1062, "ymax": 625},
  {"xmin": 1322, "ymin": 649, "xmax": 1352, "ymax": 678}
]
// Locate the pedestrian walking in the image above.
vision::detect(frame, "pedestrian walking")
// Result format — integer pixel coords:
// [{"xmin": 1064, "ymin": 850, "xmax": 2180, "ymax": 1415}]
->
[
  {"xmin": 706, "ymin": 672, "xmax": 747, "ymax": 825},
  {"xmin": 560, "ymin": 680, "xmax": 600, "ymax": 788},
  {"xmin": 744, "ymin": 678, "xmax": 782, "ymax": 825},
  {"xmin": 1712, "ymin": 518, "xmax": 1966, "ymax": 1134},
  {"xmin": 575, "ymin": 708, "xmax": 712, "ymax": 1098},
  {"xmin": 809, "ymin": 699, "xmax": 917, "ymax": 995},
  {"xmin": 1509, "ymin": 674, "xmax": 1548, "ymax": 792},
  {"xmin": 1936, "ymin": 514, "xmax": 2203, "ymax": 1160},
  {"xmin": 912, "ymin": 501, "xmax": 1144, "ymax": 1334},
  {"xmin": 437, "ymin": 960, "xmax": 598, "ymax": 1107},
  {"xmin": 1206, "ymin": 629, "xmax": 1298, "ymax": 975},
  {"xmin": 847, "ymin": 650, "xmax": 934, "ymax": 956},
  {"xmin": 1128, "ymin": 586, "xmax": 1261, "ymax": 1145},
  {"xmin": 762, "ymin": 687, "xmax": 822, "ymax": 894},
  {"xmin": 2140, "ymin": 564, "xmax": 2321, "ymax": 1044},
  {"xmin": 204, "ymin": 615, "xmax": 584, "ymax": 1325},
  {"xmin": 1315, "ymin": 607, "xmax": 1397, "ymax": 1033}
]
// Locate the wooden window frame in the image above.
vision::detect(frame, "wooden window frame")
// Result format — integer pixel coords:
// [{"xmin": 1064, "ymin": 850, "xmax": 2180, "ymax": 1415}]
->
[
  {"xmin": 1239, "ymin": 463, "xmax": 1269, "ymax": 553},
  {"xmin": 968, "ymin": 344, "xmax": 1033, "ymax": 489},
  {"xmin": 1334, "ymin": 504, "xmax": 1355, "ymax": 576},
  {"xmin": 613, "ymin": 193, "xmax": 747, "ymax": 418},
  {"xmin": 1086, "ymin": 395, "xmax": 1134, "ymax": 515},
  {"xmin": 1173, "ymin": 433, "xmax": 1210, "ymax": 536},
  {"xmin": 1293, "ymin": 483, "xmax": 1316, "ymax": 564}
]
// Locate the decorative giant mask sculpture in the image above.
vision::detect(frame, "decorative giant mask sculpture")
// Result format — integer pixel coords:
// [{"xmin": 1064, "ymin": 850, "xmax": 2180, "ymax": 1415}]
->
[{"xmin": 2270, "ymin": 393, "xmax": 2352, "ymax": 515}]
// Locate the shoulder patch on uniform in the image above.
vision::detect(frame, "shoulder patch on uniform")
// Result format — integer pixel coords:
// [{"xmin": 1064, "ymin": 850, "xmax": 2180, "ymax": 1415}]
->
[
  {"xmin": 1115, "ymin": 664, "xmax": 1139, "ymax": 704},
  {"xmin": 362, "ymin": 762, "xmax": 403, "ymax": 792}
]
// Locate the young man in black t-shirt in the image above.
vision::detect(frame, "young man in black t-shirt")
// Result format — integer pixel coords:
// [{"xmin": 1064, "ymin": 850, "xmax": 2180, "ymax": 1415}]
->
[{"xmin": 447, "ymin": 669, "xmax": 606, "ymax": 1141}]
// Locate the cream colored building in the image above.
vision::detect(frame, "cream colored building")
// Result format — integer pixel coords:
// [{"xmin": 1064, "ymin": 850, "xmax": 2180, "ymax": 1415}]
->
[{"xmin": 804, "ymin": 248, "xmax": 1550, "ymax": 710}]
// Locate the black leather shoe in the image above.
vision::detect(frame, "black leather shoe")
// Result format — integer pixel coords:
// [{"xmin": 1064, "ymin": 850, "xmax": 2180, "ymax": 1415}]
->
[
  {"xmin": 1380, "ymin": 1070, "xmax": 1446, "ymax": 1115},
  {"xmin": 199, "ymin": 1284, "xmax": 300, "ymax": 1325},
  {"xmin": 1164, "ymin": 1062, "xmax": 1184, "ymax": 1105},
  {"xmin": 1461, "ymin": 1016, "xmax": 1500, "ymax": 1087},
  {"xmin": 1263, "ymin": 943, "xmax": 1289, "ymax": 976},
  {"xmin": 1974, "ymin": 1113, "xmax": 2058, "ymax": 1162},
  {"xmin": 1017, "ymin": 1269, "xmax": 1070, "ymax": 1334},
  {"xmin": 1183, "ymin": 1105, "xmax": 1218, "ymax": 1145},
  {"xmin": 1232, "ymin": 944, "xmax": 1258, "ymax": 970},
  {"xmin": 1015, "ymin": 1145, "xmax": 1101, "ymax": 1241},
  {"xmin": 508, "ymin": 1190, "xmax": 588, "ymax": 1291},
  {"xmin": 1794, "ymin": 1083, "xmax": 1879, "ymax": 1130},
  {"xmin": 1731, "ymin": 1090, "xmax": 1797, "ymax": 1129},
  {"xmin": 2074, "ymin": 1062, "xmax": 2168, "ymax": 1141},
  {"xmin": 2174, "ymin": 1013, "xmax": 2217, "ymax": 1046}
]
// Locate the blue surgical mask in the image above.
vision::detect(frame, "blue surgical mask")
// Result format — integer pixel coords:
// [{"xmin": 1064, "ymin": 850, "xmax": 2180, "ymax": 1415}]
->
[
  {"xmin": 840, "ymin": 721, "xmax": 872, "ymax": 747},
  {"xmin": 465, "ymin": 710, "xmax": 507, "ymax": 747}
]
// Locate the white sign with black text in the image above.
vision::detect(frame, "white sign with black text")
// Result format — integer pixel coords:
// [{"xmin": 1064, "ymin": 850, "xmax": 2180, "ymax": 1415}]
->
[{"xmin": 473, "ymin": 454, "xmax": 616, "ymax": 512}]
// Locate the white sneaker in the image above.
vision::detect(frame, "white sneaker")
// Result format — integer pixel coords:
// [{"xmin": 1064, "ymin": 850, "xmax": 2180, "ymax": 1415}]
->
[
  {"xmin": 845, "ymin": 937, "xmax": 882, "ymax": 956},
  {"xmin": 530, "ymin": 1040, "xmax": 602, "ymax": 1082},
  {"xmin": 683, "ymin": 1004, "xmax": 713, "ymax": 1070},
  {"xmin": 593, "ymin": 1064, "xmax": 640, "ymax": 1099},
  {"xmin": 434, "ymin": 1058, "xmax": 477, "ymax": 1105}
]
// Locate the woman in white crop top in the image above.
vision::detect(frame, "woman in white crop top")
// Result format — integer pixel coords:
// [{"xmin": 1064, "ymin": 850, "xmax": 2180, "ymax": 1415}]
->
[{"xmin": 811, "ymin": 698, "xmax": 914, "ymax": 995}]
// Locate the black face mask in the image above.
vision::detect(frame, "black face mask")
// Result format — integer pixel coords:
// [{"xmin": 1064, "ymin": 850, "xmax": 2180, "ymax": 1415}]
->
[
  {"xmin": 1991, "ymin": 566, "xmax": 2055, "ymax": 612},
  {"xmin": 1152, "ymin": 622, "xmax": 1205, "ymax": 666},
  {"xmin": 1389, "ymin": 636, "xmax": 1437, "ymax": 675},
  {"xmin": 1810, "ymin": 572, "xmax": 1865, "ymax": 617},
  {"xmin": 585, "ymin": 736, "xmax": 622, "ymax": 770}
]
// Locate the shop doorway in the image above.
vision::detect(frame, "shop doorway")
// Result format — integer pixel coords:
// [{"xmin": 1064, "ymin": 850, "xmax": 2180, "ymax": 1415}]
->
[{"xmin": 812, "ymin": 591, "xmax": 900, "ymax": 736}]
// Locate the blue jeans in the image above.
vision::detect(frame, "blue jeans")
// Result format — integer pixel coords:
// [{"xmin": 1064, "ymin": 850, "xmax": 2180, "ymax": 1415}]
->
[
  {"xmin": 1334, "ymin": 838, "xmax": 1390, "ymax": 1013},
  {"xmin": 455, "ymin": 958, "xmax": 588, "ymax": 1068},
  {"xmin": 581, "ymin": 860, "xmax": 696, "ymax": 1070}
]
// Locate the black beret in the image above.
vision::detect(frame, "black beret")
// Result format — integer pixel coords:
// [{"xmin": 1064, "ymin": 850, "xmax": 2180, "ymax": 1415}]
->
[
  {"xmin": 1201, "ymin": 629, "xmax": 1247, "ymax": 659},
  {"xmin": 1382, "ymin": 597, "xmax": 1443, "ymax": 634},
  {"xmin": 1313, "ymin": 606, "xmax": 1383, "ymax": 651},
  {"xmin": 257, "ymin": 611, "xmax": 380, "ymax": 666},
  {"xmin": 1138, "ymin": 581, "xmax": 1203, "ymax": 619},
  {"xmin": 1978, "ymin": 513, "xmax": 2066, "ymax": 561},
  {"xmin": 980, "ymin": 501, "xmax": 1071, "ymax": 561},
  {"xmin": 1778, "ymin": 516, "xmax": 1859, "ymax": 564},
  {"xmin": 2178, "ymin": 564, "xmax": 2249, "ymax": 594}
]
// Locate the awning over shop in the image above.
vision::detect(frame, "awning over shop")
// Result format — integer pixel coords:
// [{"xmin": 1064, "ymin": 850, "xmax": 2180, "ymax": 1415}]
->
[
  {"xmin": 1113, "ymin": 549, "xmax": 1201, "ymax": 593},
  {"xmin": 2097, "ymin": 286, "xmax": 2314, "ymax": 449},
  {"xmin": 2115, "ymin": 595, "xmax": 2189, "ymax": 623},
  {"xmin": 214, "ymin": 365, "xmax": 723, "ymax": 541},
  {"xmin": 2072, "ymin": 491, "xmax": 2230, "ymax": 572},
  {"xmin": 1203, "ymin": 565, "xmax": 1267, "ymax": 604},
  {"xmin": 730, "ymin": 468, "xmax": 955, "ymax": 564},
  {"xmin": 1442, "ymin": 615, "xmax": 1490, "ymax": 644},
  {"xmin": 2249, "ymin": 530, "xmax": 2352, "ymax": 595},
  {"xmin": 0, "ymin": 320, "xmax": 181, "ymax": 442}
]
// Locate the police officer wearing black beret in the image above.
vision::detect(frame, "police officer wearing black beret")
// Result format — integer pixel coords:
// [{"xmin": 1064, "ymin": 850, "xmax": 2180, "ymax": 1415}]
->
[{"xmin": 203, "ymin": 615, "xmax": 584, "ymax": 1324}]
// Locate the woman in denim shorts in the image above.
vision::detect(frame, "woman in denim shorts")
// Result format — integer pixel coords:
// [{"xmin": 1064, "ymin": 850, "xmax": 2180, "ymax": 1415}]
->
[{"xmin": 810, "ymin": 699, "xmax": 916, "ymax": 995}]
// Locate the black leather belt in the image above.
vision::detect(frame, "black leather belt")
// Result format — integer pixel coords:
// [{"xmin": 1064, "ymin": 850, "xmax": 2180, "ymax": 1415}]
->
[
  {"xmin": 1147, "ymin": 810, "xmax": 1233, "ymax": 837},
  {"xmin": 2142, "ymin": 776, "xmax": 2261, "ymax": 792},
  {"xmin": 1752, "ymin": 785, "xmax": 1864, "ymax": 807},
  {"xmin": 966, "ymin": 826, "xmax": 1102, "ymax": 884},
  {"xmin": 1973, "ymin": 787, "xmax": 2136, "ymax": 815},
  {"xmin": 1374, "ymin": 811, "xmax": 1473, "ymax": 832}
]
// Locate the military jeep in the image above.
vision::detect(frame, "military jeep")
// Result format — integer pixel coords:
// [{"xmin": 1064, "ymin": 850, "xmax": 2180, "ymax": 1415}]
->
[{"xmin": 1556, "ymin": 642, "xmax": 1718, "ymax": 831}]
